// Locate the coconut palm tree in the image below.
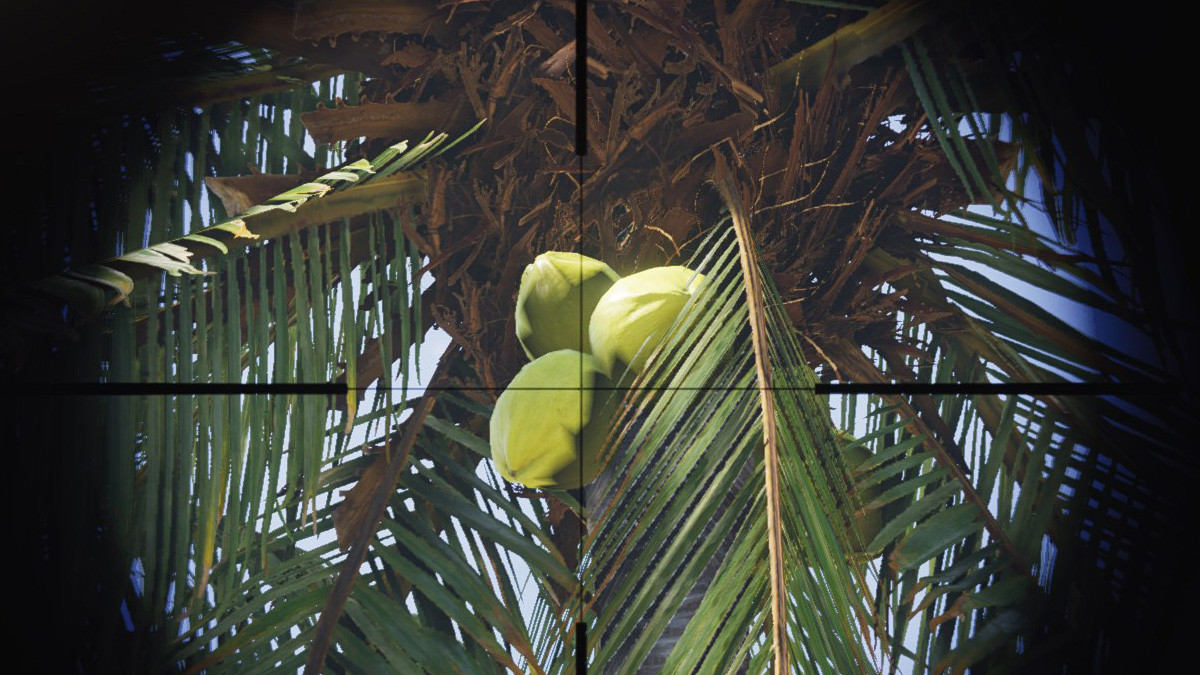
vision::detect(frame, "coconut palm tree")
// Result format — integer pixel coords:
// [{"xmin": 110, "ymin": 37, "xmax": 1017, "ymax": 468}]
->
[{"xmin": 3, "ymin": 0, "xmax": 1195, "ymax": 673}]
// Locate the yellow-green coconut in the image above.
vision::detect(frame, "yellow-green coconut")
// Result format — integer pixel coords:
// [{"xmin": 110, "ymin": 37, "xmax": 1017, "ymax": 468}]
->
[
  {"xmin": 588, "ymin": 266, "xmax": 705, "ymax": 377},
  {"xmin": 515, "ymin": 252, "xmax": 620, "ymax": 360},
  {"xmin": 838, "ymin": 431, "xmax": 884, "ymax": 557},
  {"xmin": 489, "ymin": 349, "xmax": 617, "ymax": 489}
]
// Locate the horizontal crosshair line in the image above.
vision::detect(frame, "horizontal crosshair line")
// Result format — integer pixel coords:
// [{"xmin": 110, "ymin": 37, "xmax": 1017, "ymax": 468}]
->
[
  {"xmin": 20, "ymin": 383, "xmax": 347, "ymax": 396},
  {"xmin": 17, "ymin": 382, "xmax": 1177, "ymax": 396},
  {"xmin": 814, "ymin": 382, "xmax": 1176, "ymax": 395}
]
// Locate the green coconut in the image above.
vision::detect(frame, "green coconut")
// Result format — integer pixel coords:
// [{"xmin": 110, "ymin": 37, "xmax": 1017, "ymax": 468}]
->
[
  {"xmin": 588, "ymin": 265, "xmax": 705, "ymax": 377},
  {"xmin": 515, "ymin": 251, "xmax": 620, "ymax": 360},
  {"xmin": 489, "ymin": 349, "xmax": 617, "ymax": 489},
  {"xmin": 837, "ymin": 431, "xmax": 884, "ymax": 557}
]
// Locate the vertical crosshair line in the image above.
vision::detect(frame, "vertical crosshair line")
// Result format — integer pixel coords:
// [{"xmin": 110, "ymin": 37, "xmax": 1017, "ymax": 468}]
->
[
  {"xmin": 576, "ymin": 141, "xmax": 589, "ymax": 675},
  {"xmin": 575, "ymin": 1, "xmax": 589, "ymax": 673}
]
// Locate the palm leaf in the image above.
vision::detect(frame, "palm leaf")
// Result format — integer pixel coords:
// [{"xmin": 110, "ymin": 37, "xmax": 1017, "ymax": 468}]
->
[
  {"xmin": 549, "ymin": 207, "xmax": 877, "ymax": 671},
  {"xmin": 38, "ymin": 72, "xmax": 487, "ymax": 667}
]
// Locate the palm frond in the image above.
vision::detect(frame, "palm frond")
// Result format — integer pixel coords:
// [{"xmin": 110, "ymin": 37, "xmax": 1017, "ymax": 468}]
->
[
  {"xmin": 547, "ymin": 209, "xmax": 880, "ymax": 672},
  {"xmin": 15, "ymin": 71, "xmax": 486, "ymax": 666}
]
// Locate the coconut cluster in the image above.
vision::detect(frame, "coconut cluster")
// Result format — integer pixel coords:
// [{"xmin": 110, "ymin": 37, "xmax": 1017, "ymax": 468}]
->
[
  {"xmin": 490, "ymin": 252, "xmax": 704, "ymax": 489},
  {"xmin": 490, "ymin": 252, "xmax": 881, "ymax": 559}
]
